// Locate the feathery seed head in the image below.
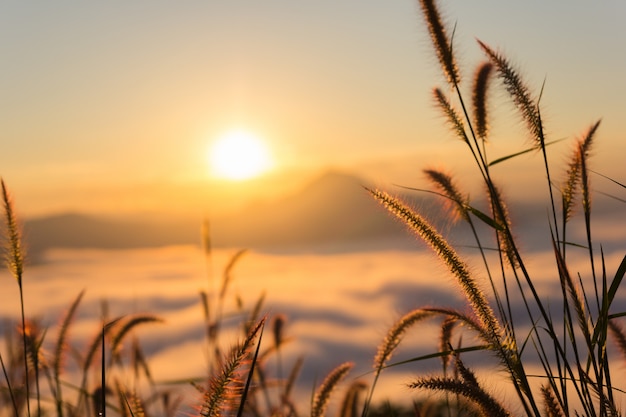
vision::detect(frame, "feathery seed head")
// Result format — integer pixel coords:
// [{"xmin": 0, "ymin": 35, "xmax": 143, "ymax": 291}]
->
[
  {"xmin": 367, "ymin": 188, "xmax": 501, "ymax": 341},
  {"xmin": 561, "ymin": 121, "xmax": 600, "ymax": 222},
  {"xmin": 541, "ymin": 385, "xmax": 566, "ymax": 417},
  {"xmin": 472, "ymin": 62, "xmax": 494, "ymax": 140},
  {"xmin": 199, "ymin": 317, "xmax": 265, "ymax": 417},
  {"xmin": 478, "ymin": 40, "xmax": 543, "ymax": 145},
  {"xmin": 419, "ymin": 0, "xmax": 460, "ymax": 85},
  {"xmin": 311, "ymin": 362, "xmax": 353, "ymax": 417},
  {"xmin": 439, "ymin": 316, "xmax": 458, "ymax": 369},
  {"xmin": 1, "ymin": 179, "xmax": 25, "ymax": 285},
  {"xmin": 375, "ymin": 309, "xmax": 433, "ymax": 371},
  {"xmin": 272, "ymin": 313, "xmax": 287, "ymax": 349},
  {"xmin": 454, "ymin": 355, "xmax": 479, "ymax": 388},
  {"xmin": 110, "ymin": 315, "xmax": 164, "ymax": 360},
  {"xmin": 424, "ymin": 168, "xmax": 470, "ymax": 222},
  {"xmin": 409, "ymin": 376, "xmax": 512, "ymax": 417},
  {"xmin": 433, "ymin": 88, "xmax": 469, "ymax": 143},
  {"xmin": 339, "ymin": 380, "xmax": 368, "ymax": 417}
]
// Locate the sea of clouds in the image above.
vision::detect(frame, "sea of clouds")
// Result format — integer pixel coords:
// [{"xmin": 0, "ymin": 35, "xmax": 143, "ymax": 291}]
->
[{"xmin": 1, "ymin": 236, "xmax": 625, "ymax": 414}]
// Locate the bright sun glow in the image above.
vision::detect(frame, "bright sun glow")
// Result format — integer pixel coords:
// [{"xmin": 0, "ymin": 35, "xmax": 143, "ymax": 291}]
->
[{"xmin": 208, "ymin": 130, "xmax": 273, "ymax": 180}]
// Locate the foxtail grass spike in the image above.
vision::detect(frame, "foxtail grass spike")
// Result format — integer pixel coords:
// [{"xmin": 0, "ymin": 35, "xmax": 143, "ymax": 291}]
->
[
  {"xmin": 477, "ymin": 40, "xmax": 542, "ymax": 144},
  {"xmin": 1, "ymin": 179, "xmax": 30, "ymax": 417},
  {"xmin": 472, "ymin": 62, "xmax": 494, "ymax": 140},
  {"xmin": 424, "ymin": 168, "xmax": 470, "ymax": 222},
  {"xmin": 433, "ymin": 88, "xmax": 469, "ymax": 144},
  {"xmin": 454, "ymin": 355, "xmax": 479, "ymax": 389},
  {"xmin": 439, "ymin": 317, "xmax": 457, "ymax": 370},
  {"xmin": 418, "ymin": 0, "xmax": 460, "ymax": 85},
  {"xmin": 422, "ymin": 307, "xmax": 491, "ymax": 347},
  {"xmin": 365, "ymin": 308, "xmax": 436, "ymax": 416},
  {"xmin": 1, "ymin": 179, "xmax": 24, "ymax": 285},
  {"xmin": 374, "ymin": 309, "xmax": 434, "ymax": 372},
  {"xmin": 110, "ymin": 315, "xmax": 164, "ymax": 364},
  {"xmin": 541, "ymin": 385, "xmax": 566, "ymax": 417},
  {"xmin": 366, "ymin": 188, "xmax": 501, "ymax": 339},
  {"xmin": 272, "ymin": 313, "xmax": 286, "ymax": 349},
  {"xmin": 199, "ymin": 317, "xmax": 265, "ymax": 417},
  {"xmin": 561, "ymin": 121, "xmax": 600, "ymax": 223},
  {"xmin": 339, "ymin": 381, "xmax": 367, "ymax": 417},
  {"xmin": 408, "ymin": 376, "xmax": 512, "ymax": 417},
  {"xmin": 236, "ymin": 317, "xmax": 265, "ymax": 417},
  {"xmin": 311, "ymin": 362, "xmax": 353, "ymax": 417}
]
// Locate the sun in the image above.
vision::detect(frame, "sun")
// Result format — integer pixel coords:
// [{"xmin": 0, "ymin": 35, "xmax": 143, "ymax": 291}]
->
[{"xmin": 208, "ymin": 129, "xmax": 274, "ymax": 180}]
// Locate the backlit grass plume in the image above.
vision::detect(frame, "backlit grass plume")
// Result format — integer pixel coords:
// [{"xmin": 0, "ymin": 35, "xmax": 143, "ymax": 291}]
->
[
  {"xmin": 540, "ymin": 385, "xmax": 566, "ymax": 417},
  {"xmin": 561, "ymin": 120, "xmax": 600, "ymax": 241},
  {"xmin": 199, "ymin": 317, "xmax": 265, "ymax": 417},
  {"xmin": 1, "ymin": 179, "xmax": 24, "ymax": 285},
  {"xmin": 418, "ymin": 0, "xmax": 459, "ymax": 85},
  {"xmin": 423, "ymin": 168, "xmax": 470, "ymax": 222},
  {"xmin": 374, "ymin": 309, "xmax": 436, "ymax": 373},
  {"xmin": 433, "ymin": 88, "xmax": 469, "ymax": 144},
  {"xmin": 1, "ymin": 179, "xmax": 30, "ymax": 417},
  {"xmin": 110, "ymin": 314, "xmax": 164, "ymax": 365},
  {"xmin": 366, "ymin": 1, "xmax": 626, "ymax": 416},
  {"xmin": 472, "ymin": 62, "xmax": 493, "ymax": 141},
  {"xmin": 362, "ymin": 309, "xmax": 436, "ymax": 416},
  {"xmin": 311, "ymin": 362, "xmax": 353, "ymax": 417},
  {"xmin": 408, "ymin": 375, "xmax": 511, "ymax": 417},
  {"xmin": 477, "ymin": 40, "xmax": 543, "ymax": 145},
  {"xmin": 366, "ymin": 188, "xmax": 501, "ymax": 340}
]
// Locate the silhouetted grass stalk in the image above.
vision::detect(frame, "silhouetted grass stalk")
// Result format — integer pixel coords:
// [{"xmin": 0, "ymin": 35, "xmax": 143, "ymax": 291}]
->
[
  {"xmin": 2, "ymin": 179, "xmax": 31, "ymax": 417},
  {"xmin": 367, "ymin": 1, "xmax": 626, "ymax": 415},
  {"xmin": 199, "ymin": 318, "xmax": 265, "ymax": 417}
]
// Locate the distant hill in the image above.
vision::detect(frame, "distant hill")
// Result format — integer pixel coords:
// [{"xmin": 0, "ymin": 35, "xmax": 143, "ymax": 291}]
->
[
  {"xmin": 19, "ymin": 169, "xmax": 625, "ymax": 261},
  {"xmin": 23, "ymin": 213, "xmax": 199, "ymax": 259},
  {"xmin": 22, "ymin": 171, "xmax": 422, "ymax": 259},
  {"xmin": 209, "ymin": 171, "xmax": 411, "ymax": 247}
]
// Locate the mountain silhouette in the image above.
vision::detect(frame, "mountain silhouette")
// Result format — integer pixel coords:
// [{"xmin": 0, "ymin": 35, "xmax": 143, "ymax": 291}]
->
[
  {"xmin": 210, "ymin": 170, "xmax": 413, "ymax": 249},
  {"xmin": 22, "ymin": 171, "xmax": 420, "ymax": 259}
]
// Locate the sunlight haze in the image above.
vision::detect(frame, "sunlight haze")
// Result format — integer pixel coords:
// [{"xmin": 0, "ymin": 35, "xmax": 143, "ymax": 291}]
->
[
  {"xmin": 0, "ymin": 1, "xmax": 624, "ymax": 217},
  {"xmin": 1, "ymin": 3, "xmax": 625, "ymax": 415},
  {"xmin": 208, "ymin": 129, "xmax": 274, "ymax": 180}
]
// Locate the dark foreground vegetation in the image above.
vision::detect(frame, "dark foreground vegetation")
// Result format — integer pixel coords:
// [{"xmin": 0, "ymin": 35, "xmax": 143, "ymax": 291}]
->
[{"xmin": 1, "ymin": 0, "xmax": 625, "ymax": 416}]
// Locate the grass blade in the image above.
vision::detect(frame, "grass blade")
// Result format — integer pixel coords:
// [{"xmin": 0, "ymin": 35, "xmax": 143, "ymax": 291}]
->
[{"xmin": 488, "ymin": 139, "xmax": 565, "ymax": 166}]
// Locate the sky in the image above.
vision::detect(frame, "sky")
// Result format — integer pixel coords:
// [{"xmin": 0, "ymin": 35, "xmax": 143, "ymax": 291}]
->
[{"xmin": 1, "ymin": 1, "xmax": 625, "ymax": 217}]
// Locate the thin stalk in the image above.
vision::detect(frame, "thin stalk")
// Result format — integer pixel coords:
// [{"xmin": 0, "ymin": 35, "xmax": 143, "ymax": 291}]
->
[
  {"xmin": 1, "ymin": 180, "xmax": 31, "ymax": 417},
  {"xmin": 18, "ymin": 287, "xmax": 31, "ymax": 417},
  {"xmin": 580, "ymin": 142, "xmax": 600, "ymax": 311},
  {"xmin": 534, "ymin": 104, "xmax": 562, "ymax": 254},
  {"xmin": 0, "ymin": 352, "xmax": 19, "ymax": 417},
  {"xmin": 450, "ymin": 73, "xmax": 541, "ymax": 417},
  {"xmin": 102, "ymin": 321, "xmax": 106, "ymax": 417}
]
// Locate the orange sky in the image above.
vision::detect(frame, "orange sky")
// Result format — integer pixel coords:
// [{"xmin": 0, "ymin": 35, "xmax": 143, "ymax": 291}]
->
[{"xmin": 1, "ymin": 1, "xmax": 624, "ymax": 218}]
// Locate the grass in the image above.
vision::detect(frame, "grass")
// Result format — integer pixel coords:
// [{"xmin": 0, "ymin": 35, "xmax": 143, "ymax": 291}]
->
[
  {"xmin": 365, "ymin": 0, "xmax": 626, "ymax": 416},
  {"xmin": 1, "ymin": 0, "xmax": 625, "ymax": 415}
]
